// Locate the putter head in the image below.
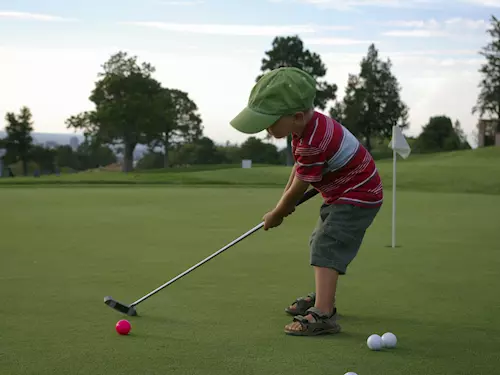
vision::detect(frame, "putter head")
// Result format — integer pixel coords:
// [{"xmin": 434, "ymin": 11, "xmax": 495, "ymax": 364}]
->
[{"xmin": 104, "ymin": 296, "xmax": 138, "ymax": 316}]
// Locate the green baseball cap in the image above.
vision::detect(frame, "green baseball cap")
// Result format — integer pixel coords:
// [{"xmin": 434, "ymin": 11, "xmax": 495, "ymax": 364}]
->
[{"xmin": 230, "ymin": 67, "xmax": 317, "ymax": 134}]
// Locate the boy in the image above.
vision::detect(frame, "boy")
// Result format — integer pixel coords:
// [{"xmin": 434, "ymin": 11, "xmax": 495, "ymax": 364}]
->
[{"xmin": 229, "ymin": 67, "xmax": 383, "ymax": 336}]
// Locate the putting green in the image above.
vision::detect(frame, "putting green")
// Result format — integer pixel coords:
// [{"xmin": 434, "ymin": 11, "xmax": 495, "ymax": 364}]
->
[{"xmin": 1, "ymin": 187, "xmax": 499, "ymax": 374}]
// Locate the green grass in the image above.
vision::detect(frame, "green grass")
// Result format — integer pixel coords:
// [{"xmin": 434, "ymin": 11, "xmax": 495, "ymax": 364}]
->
[
  {"xmin": 1, "ymin": 187, "xmax": 499, "ymax": 375},
  {"xmin": 2, "ymin": 147, "xmax": 500, "ymax": 194}
]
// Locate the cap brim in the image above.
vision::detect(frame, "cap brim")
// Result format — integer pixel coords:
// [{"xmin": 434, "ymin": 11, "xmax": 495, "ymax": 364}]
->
[{"xmin": 230, "ymin": 106, "xmax": 281, "ymax": 134}]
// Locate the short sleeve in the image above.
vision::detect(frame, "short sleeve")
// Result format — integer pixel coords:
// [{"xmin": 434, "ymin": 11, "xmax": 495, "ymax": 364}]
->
[{"xmin": 295, "ymin": 147, "xmax": 327, "ymax": 183}]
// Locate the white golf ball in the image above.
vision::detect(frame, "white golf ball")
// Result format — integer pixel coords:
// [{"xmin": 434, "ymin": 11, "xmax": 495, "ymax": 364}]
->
[
  {"xmin": 367, "ymin": 334, "xmax": 383, "ymax": 351},
  {"xmin": 381, "ymin": 332, "xmax": 398, "ymax": 348},
  {"xmin": 345, "ymin": 373, "xmax": 358, "ymax": 375}
]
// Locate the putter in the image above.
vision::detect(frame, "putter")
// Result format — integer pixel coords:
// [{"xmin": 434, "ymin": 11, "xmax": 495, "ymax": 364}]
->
[{"xmin": 104, "ymin": 188, "xmax": 320, "ymax": 316}]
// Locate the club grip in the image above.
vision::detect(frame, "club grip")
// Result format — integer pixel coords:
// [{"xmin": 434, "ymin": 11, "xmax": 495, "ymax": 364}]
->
[{"xmin": 295, "ymin": 188, "xmax": 319, "ymax": 206}]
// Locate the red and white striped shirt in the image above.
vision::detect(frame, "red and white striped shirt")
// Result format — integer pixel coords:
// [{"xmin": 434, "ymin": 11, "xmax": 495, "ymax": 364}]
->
[{"xmin": 292, "ymin": 111, "xmax": 383, "ymax": 208}]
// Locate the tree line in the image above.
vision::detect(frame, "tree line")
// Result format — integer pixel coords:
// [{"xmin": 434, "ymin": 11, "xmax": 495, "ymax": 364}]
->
[{"xmin": 3, "ymin": 15, "xmax": 499, "ymax": 175}]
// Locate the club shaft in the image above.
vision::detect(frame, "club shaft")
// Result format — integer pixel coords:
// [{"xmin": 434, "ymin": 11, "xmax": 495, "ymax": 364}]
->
[
  {"xmin": 130, "ymin": 188, "xmax": 319, "ymax": 307},
  {"xmin": 131, "ymin": 222, "xmax": 264, "ymax": 306}
]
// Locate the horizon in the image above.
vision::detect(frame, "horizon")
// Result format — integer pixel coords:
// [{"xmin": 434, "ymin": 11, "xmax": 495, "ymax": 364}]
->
[{"xmin": 1, "ymin": 0, "xmax": 496, "ymax": 149}]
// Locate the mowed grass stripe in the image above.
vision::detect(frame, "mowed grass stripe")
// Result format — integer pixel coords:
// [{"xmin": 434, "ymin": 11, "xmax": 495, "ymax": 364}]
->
[
  {"xmin": 1, "ymin": 147, "xmax": 500, "ymax": 195},
  {"xmin": 1, "ymin": 187, "xmax": 499, "ymax": 374}
]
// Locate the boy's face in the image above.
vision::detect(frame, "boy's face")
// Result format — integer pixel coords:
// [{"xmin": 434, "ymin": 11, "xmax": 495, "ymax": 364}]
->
[{"xmin": 266, "ymin": 111, "xmax": 310, "ymax": 139}]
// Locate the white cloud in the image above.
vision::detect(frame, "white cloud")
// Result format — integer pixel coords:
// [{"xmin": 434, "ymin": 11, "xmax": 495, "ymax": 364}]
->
[
  {"xmin": 321, "ymin": 50, "xmax": 483, "ymax": 67},
  {"xmin": 388, "ymin": 49, "xmax": 479, "ymax": 57},
  {"xmin": 158, "ymin": 0, "xmax": 205, "ymax": 5},
  {"xmin": 0, "ymin": 11, "xmax": 76, "ymax": 22},
  {"xmin": 305, "ymin": 37, "xmax": 377, "ymax": 45},
  {"xmin": 384, "ymin": 18, "xmax": 487, "ymax": 30},
  {"xmin": 382, "ymin": 29, "xmax": 449, "ymax": 38},
  {"xmin": 391, "ymin": 55, "xmax": 484, "ymax": 67},
  {"xmin": 318, "ymin": 50, "xmax": 482, "ymax": 143},
  {"xmin": 296, "ymin": 0, "xmax": 433, "ymax": 10},
  {"xmin": 383, "ymin": 29, "xmax": 448, "ymax": 37},
  {"xmin": 121, "ymin": 21, "xmax": 350, "ymax": 36},
  {"xmin": 382, "ymin": 17, "xmax": 488, "ymax": 37},
  {"xmin": 0, "ymin": 43, "xmax": 484, "ymax": 146},
  {"xmin": 460, "ymin": 0, "xmax": 500, "ymax": 6}
]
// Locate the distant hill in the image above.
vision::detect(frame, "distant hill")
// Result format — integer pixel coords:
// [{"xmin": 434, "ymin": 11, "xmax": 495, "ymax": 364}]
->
[
  {"xmin": 0, "ymin": 131, "xmax": 85, "ymax": 146},
  {"xmin": 0, "ymin": 131, "xmax": 148, "ymax": 159},
  {"xmin": 2, "ymin": 146, "xmax": 499, "ymax": 195}
]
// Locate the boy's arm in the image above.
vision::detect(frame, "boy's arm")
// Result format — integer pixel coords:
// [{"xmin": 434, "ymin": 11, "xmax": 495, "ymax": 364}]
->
[
  {"xmin": 273, "ymin": 175, "xmax": 310, "ymax": 218},
  {"xmin": 283, "ymin": 164, "xmax": 296, "ymax": 193}
]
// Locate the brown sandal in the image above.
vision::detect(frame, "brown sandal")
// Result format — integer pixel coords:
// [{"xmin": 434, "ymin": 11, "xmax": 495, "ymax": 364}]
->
[
  {"xmin": 284, "ymin": 292, "xmax": 316, "ymax": 316},
  {"xmin": 284, "ymin": 307, "xmax": 341, "ymax": 336}
]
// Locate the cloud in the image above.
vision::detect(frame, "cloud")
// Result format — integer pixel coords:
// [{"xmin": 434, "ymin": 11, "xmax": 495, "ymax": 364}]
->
[
  {"xmin": 0, "ymin": 11, "xmax": 76, "ymax": 22},
  {"xmin": 384, "ymin": 18, "xmax": 487, "ymax": 30},
  {"xmin": 0, "ymin": 45, "xmax": 483, "ymax": 146},
  {"xmin": 295, "ymin": 0, "xmax": 433, "ymax": 10},
  {"xmin": 320, "ymin": 50, "xmax": 483, "ymax": 75},
  {"xmin": 158, "ymin": 0, "xmax": 205, "ymax": 5},
  {"xmin": 382, "ymin": 17, "xmax": 488, "ymax": 37},
  {"xmin": 460, "ymin": 0, "xmax": 500, "ymax": 6},
  {"xmin": 383, "ymin": 29, "xmax": 448, "ymax": 37},
  {"xmin": 121, "ymin": 22, "xmax": 350, "ymax": 36},
  {"xmin": 305, "ymin": 37, "xmax": 377, "ymax": 45},
  {"xmin": 388, "ymin": 49, "xmax": 479, "ymax": 56}
]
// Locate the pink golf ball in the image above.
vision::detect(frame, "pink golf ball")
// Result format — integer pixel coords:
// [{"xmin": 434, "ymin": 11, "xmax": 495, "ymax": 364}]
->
[{"xmin": 115, "ymin": 319, "xmax": 131, "ymax": 335}]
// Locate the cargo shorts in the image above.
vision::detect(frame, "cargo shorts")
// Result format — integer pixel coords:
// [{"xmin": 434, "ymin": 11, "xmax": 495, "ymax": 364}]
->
[{"xmin": 309, "ymin": 203, "xmax": 381, "ymax": 275}]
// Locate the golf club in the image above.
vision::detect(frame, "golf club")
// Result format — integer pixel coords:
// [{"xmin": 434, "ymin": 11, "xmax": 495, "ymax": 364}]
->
[{"xmin": 104, "ymin": 188, "xmax": 320, "ymax": 316}]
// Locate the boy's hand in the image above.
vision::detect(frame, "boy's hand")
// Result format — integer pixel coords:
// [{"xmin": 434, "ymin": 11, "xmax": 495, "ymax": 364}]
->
[
  {"xmin": 284, "ymin": 206, "xmax": 295, "ymax": 217},
  {"xmin": 262, "ymin": 210, "xmax": 284, "ymax": 230},
  {"xmin": 262, "ymin": 172, "xmax": 310, "ymax": 231}
]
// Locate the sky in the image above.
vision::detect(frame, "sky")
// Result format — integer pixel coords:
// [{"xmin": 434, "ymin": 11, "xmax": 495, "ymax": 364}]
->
[{"xmin": 0, "ymin": 0, "xmax": 498, "ymax": 148}]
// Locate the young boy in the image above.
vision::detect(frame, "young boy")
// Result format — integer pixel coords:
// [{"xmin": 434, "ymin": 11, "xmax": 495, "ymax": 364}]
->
[{"xmin": 229, "ymin": 67, "xmax": 383, "ymax": 336}]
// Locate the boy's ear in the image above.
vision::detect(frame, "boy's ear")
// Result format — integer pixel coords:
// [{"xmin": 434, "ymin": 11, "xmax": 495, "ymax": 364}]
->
[{"xmin": 293, "ymin": 111, "xmax": 306, "ymax": 122}]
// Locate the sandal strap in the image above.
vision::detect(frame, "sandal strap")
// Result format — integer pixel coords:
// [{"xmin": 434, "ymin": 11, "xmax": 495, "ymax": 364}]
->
[
  {"xmin": 292, "ymin": 308, "xmax": 326, "ymax": 323},
  {"xmin": 294, "ymin": 292, "xmax": 315, "ymax": 302},
  {"xmin": 290, "ymin": 292, "xmax": 316, "ymax": 308},
  {"xmin": 306, "ymin": 307, "xmax": 329, "ymax": 321}
]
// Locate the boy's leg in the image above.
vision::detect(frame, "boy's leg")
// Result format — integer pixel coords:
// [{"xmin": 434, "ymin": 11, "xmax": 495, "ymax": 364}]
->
[
  {"xmin": 284, "ymin": 266, "xmax": 339, "ymax": 335},
  {"xmin": 314, "ymin": 266, "xmax": 339, "ymax": 315},
  {"xmin": 284, "ymin": 203, "xmax": 380, "ymax": 336},
  {"xmin": 285, "ymin": 216, "xmax": 337, "ymax": 316},
  {"xmin": 284, "ymin": 217, "xmax": 321, "ymax": 316}
]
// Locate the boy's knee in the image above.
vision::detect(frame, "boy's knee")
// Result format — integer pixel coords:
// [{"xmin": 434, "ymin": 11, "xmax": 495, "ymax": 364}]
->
[{"xmin": 310, "ymin": 255, "xmax": 347, "ymax": 275}]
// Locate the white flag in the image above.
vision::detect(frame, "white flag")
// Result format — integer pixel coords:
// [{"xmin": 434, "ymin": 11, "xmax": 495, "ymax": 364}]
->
[{"xmin": 389, "ymin": 126, "xmax": 411, "ymax": 159}]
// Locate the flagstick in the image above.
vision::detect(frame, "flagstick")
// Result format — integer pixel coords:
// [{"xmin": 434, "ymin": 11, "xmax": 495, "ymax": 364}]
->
[{"xmin": 392, "ymin": 141, "xmax": 397, "ymax": 249}]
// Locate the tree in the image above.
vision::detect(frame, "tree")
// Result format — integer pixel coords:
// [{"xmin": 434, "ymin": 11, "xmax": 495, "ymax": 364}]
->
[
  {"xmin": 217, "ymin": 141, "xmax": 241, "ymax": 164},
  {"xmin": 4, "ymin": 106, "xmax": 34, "ymax": 176},
  {"xmin": 66, "ymin": 51, "xmax": 164, "ymax": 172},
  {"xmin": 453, "ymin": 120, "xmax": 471, "ymax": 149},
  {"xmin": 54, "ymin": 145, "xmax": 80, "ymax": 170},
  {"xmin": 189, "ymin": 137, "xmax": 224, "ymax": 164},
  {"xmin": 472, "ymin": 15, "xmax": 500, "ymax": 132},
  {"xmin": 330, "ymin": 44, "xmax": 409, "ymax": 152},
  {"xmin": 146, "ymin": 88, "xmax": 203, "ymax": 168},
  {"xmin": 257, "ymin": 35, "xmax": 337, "ymax": 165},
  {"xmin": 76, "ymin": 140, "xmax": 117, "ymax": 170},
  {"xmin": 477, "ymin": 119, "xmax": 497, "ymax": 146},
  {"xmin": 416, "ymin": 116, "xmax": 470, "ymax": 153},
  {"xmin": 136, "ymin": 152, "xmax": 165, "ymax": 170},
  {"xmin": 239, "ymin": 137, "xmax": 280, "ymax": 164},
  {"xmin": 169, "ymin": 137, "xmax": 225, "ymax": 166},
  {"xmin": 331, "ymin": 74, "xmax": 365, "ymax": 137},
  {"xmin": 30, "ymin": 145, "xmax": 56, "ymax": 173}
]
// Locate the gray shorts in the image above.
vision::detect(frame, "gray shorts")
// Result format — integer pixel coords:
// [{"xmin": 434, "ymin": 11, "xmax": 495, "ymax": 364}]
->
[{"xmin": 309, "ymin": 203, "xmax": 381, "ymax": 275}]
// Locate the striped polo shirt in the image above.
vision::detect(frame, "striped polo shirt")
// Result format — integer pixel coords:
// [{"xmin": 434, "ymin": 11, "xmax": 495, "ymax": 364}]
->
[{"xmin": 292, "ymin": 111, "xmax": 383, "ymax": 208}]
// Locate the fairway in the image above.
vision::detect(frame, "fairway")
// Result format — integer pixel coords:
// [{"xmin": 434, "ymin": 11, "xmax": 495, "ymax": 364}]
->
[{"xmin": 1, "ymin": 187, "xmax": 500, "ymax": 375}]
